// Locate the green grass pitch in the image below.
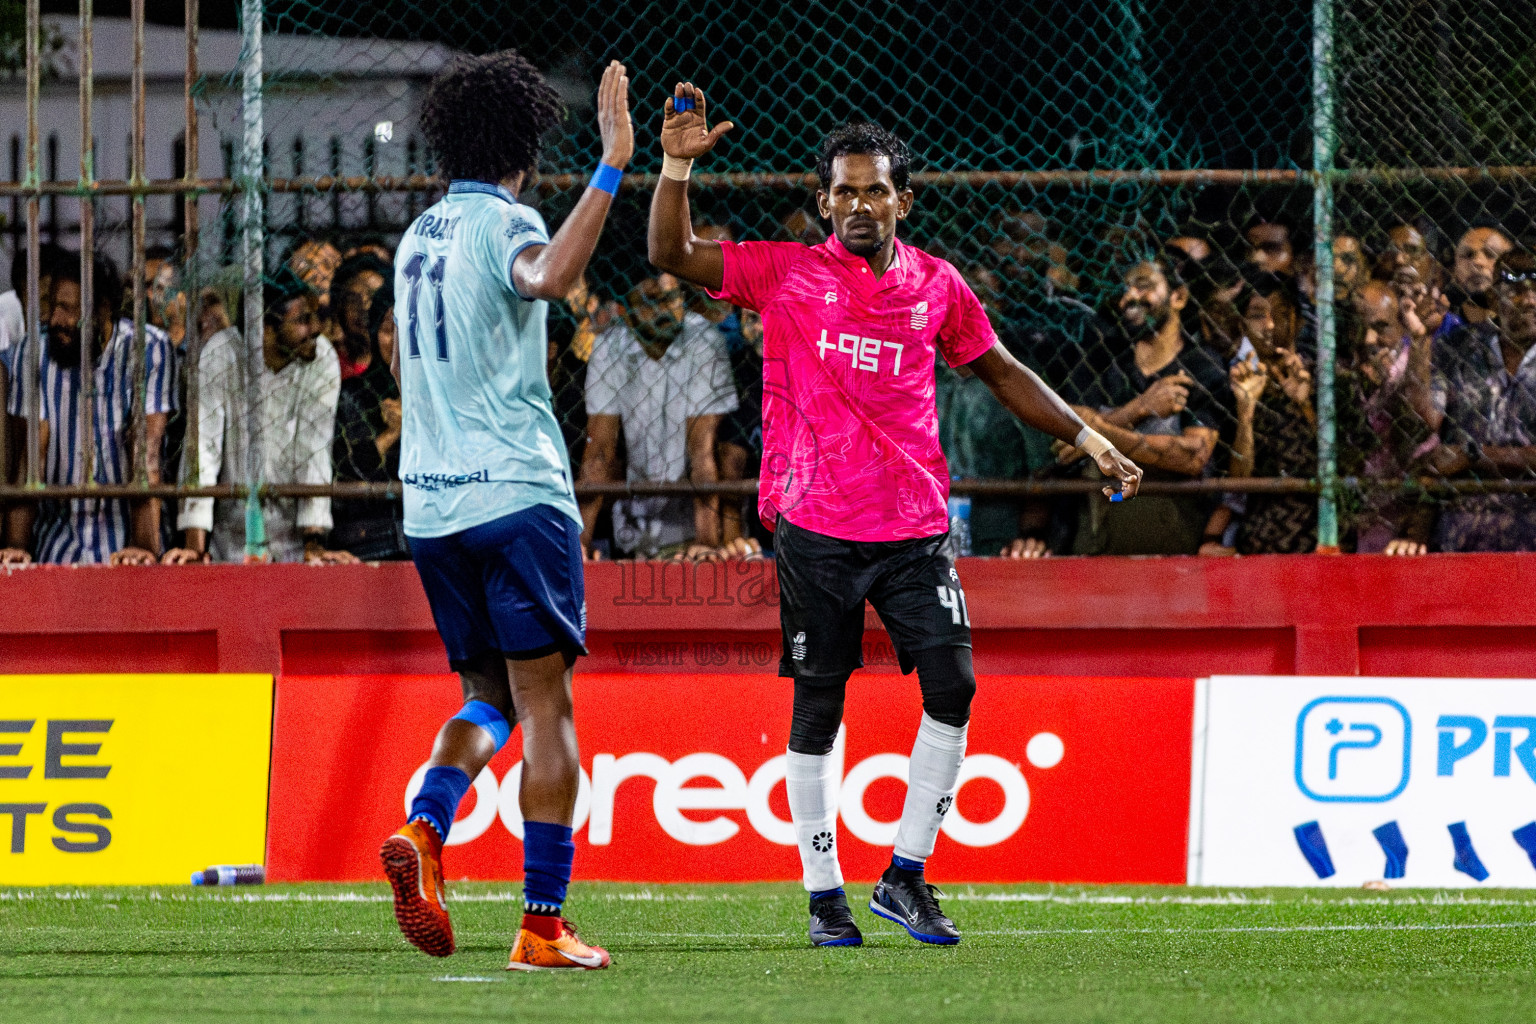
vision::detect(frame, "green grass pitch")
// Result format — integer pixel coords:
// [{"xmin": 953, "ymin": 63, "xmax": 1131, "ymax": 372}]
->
[{"xmin": 2, "ymin": 882, "xmax": 1533, "ymax": 1022}]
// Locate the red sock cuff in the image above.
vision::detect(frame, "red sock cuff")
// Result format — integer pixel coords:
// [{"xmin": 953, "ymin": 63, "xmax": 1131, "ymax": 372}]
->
[{"xmin": 521, "ymin": 912, "xmax": 563, "ymax": 940}]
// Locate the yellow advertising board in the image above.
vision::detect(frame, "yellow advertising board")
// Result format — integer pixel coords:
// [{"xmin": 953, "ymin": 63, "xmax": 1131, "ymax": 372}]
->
[{"xmin": 0, "ymin": 675, "xmax": 272, "ymax": 885}]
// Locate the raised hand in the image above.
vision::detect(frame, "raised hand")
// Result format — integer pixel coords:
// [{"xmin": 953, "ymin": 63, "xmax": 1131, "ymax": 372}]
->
[
  {"xmin": 661, "ymin": 81, "xmax": 734, "ymax": 160},
  {"xmin": 1137, "ymin": 371, "xmax": 1194, "ymax": 418},
  {"xmin": 1272, "ymin": 349, "xmax": 1312, "ymax": 407},
  {"xmin": 1230, "ymin": 354, "xmax": 1266, "ymax": 414},
  {"xmin": 596, "ymin": 60, "xmax": 634, "ymax": 170}
]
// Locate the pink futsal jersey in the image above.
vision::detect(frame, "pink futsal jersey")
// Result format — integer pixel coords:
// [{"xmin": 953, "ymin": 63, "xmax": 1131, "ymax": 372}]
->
[{"xmin": 710, "ymin": 233, "xmax": 998, "ymax": 542}]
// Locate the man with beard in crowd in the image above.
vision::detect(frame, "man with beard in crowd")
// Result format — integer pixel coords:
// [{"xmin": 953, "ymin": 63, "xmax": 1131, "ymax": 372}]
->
[
  {"xmin": 1421, "ymin": 249, "xmax": 1536, "ymax": 550},
  {"xmin": 172, "ymin": 269, "xmax": 354, "ymax": 564},
  {"xmin": 1436, "ymin": 223, "xmax": 1513, "ymax": 341},
  {"xmin": 0, "ymin": 243, "xmax": 70, "ymax": 362},
  {"xmin": 1338, "ymin": 278, "xmax": 1435, "ymax": 554},
  {"xmin": 1061, "ymin": 256, "xmax": 1232, "ymax": 555},
  {"xmin": 1, "ymin": 254, "xmax": 173, "ymax": 564},
  {"xmin": 580, "ymin": 270, "xmax": 738, "ymax": 559},
  {"xmin": 1377, "ymin": 220, "xmax": 1446, "ymax": 294}
]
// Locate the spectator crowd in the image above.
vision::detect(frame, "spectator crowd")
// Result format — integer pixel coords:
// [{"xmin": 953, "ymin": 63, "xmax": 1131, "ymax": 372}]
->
[{"xmin": 2, "ymin": 201, "xmax": 1536, "ymax": 564}]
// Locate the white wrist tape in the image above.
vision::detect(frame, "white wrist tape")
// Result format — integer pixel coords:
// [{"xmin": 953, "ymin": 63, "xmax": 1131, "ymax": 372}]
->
[
  {"xmin": 661, "ymin": 154, "xmax": 694, "ymax": 181},
  {"xmin": 1075, "ymin": 425, "xmax": 1114, "ymax": 459}
]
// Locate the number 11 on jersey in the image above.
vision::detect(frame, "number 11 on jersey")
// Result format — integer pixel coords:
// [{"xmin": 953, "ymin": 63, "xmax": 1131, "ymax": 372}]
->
[{"xmin": 402, "ymin": 252, "xmax": 448, "ymax": 361}]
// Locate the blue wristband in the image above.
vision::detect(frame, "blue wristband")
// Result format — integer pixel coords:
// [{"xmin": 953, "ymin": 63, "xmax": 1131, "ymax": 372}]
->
[{"xmin": 590, "ymin": 162, "xmax": 622, "ymax": 197}]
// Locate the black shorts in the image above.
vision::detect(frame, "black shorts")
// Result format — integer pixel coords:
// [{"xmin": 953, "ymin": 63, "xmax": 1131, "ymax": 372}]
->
[{"xmin": 774, "ymin": 517, "xmax": 972, "ymax": 680}]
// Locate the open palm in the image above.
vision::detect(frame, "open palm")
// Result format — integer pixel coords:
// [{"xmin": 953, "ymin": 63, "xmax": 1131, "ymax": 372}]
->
[{"xmin": 660, "ymin": 81, "xmax": 735, "ymax": 160}]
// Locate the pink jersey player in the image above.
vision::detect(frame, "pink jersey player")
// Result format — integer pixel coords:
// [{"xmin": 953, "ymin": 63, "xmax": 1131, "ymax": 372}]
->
[
  {"xmin": 710, "ymin": 233, "xmax": 997, "ymax": 540},
  {"xmin": 649, "ymin": 82, "xmax": 1140, "ymax": 950}
]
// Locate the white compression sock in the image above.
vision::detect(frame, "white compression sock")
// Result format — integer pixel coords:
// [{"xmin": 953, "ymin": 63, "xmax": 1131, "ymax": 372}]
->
[
  {"xmin": 786, "ymin": 728, "xmax": 845, "ymax": 893},
  {"xmin": 893, "ymin": 713, "xmax": 968, "ymax": 864}
]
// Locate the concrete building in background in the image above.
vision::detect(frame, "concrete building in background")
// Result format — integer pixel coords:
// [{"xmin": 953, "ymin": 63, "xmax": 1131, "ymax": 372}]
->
[{"xmin": 0, "ymin": 15, "xmax": 457, "ymax": 280}]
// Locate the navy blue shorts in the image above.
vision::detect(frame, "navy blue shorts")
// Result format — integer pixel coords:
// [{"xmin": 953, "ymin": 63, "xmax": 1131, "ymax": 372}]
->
[{"xmin": 409, "ymin": 504, "xmax": 587, "ymax": 665}]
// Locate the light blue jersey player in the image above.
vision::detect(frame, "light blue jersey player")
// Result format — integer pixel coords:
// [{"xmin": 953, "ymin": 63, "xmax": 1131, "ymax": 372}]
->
[
  {"xmin": 379, "ymin": 53, "xmax": 632, "ymax": 972},
  {"xmin": 395, "ymin": 187, "xmax": 578, "ymax": 536}
]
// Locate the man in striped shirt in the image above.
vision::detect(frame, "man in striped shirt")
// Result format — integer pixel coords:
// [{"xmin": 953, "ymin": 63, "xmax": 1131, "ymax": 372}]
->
[{"xmin": 2, "ymin": 254, "xmax": 174, "ymax": 565}]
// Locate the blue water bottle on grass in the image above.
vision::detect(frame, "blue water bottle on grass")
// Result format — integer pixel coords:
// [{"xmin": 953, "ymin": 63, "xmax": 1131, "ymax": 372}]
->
[{"xmin": 192, "ymin": 864, "xmax": 265, "ymax": 886}]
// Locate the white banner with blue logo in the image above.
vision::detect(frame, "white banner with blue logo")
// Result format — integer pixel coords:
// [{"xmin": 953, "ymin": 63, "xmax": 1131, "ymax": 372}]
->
[{"xmin": 1188, "ymin": 677, "xmax": 1536, "ymax": 887}]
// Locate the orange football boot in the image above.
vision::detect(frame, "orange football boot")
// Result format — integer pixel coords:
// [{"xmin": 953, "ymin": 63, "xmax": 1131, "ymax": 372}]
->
[
  {"xmin": 506, "ymin": 913, "xmax": 611, "ymax": 971},
  {"xmin": 380, "ymin": 819, "xmax": 455, "ymax": 957}
]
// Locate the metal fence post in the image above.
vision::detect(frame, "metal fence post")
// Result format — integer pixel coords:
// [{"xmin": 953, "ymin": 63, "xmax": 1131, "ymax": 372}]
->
[
  {"xmin": 182, "ymin": 0, "xmax": 201, "ymax": 490},
  {"xmin": 239, "ymin": 0, "xmax": 267, "ymax": 560},
  {"xmin": 130, "ymin": 0, "xmax": 149, "ymax": 488},
  {"xmin": 78, "ymin": 0, "xmax": 96, "ymax": 493},
  {"xmin": 23, "ymin": 0, "xmax": 41, "ymax": 491},
  {"xmin": 1312, "ymin": 0, "xmax": 1339, "ymax": 552}
]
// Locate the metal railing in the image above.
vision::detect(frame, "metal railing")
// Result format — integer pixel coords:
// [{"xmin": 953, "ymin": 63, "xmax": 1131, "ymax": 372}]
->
[{"xmin": 4, "ymin": 0, "xmax": 1536, "ymax": 561}]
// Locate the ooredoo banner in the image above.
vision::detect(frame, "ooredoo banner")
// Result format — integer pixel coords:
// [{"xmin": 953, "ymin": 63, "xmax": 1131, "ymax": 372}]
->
[
  {"xmin": 1190, "ymin": 676, "xmax": 1536, "ymax": 888},
  {"xmin": 266, "ymin": 673, "xmax": 1194, "ymax": 883},
  {"xmin": 0, "ymin": 674, "xmax": 273, "ymax": 884}
]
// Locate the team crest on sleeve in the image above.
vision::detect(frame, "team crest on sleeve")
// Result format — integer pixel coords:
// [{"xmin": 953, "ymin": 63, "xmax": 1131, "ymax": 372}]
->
[
  {"xmin": 910, "ymin": 301, "xmax": 930, "ymax": 331},
  {"xmin": 505, "ymin": 215, "xmax": 540, "ymax": 239}
]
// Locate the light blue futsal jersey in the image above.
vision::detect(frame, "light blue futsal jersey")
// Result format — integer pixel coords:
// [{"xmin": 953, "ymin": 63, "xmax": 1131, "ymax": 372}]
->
[{"xmin": 395, "ymin": 180, "xmax": 580, "ymax": 538}]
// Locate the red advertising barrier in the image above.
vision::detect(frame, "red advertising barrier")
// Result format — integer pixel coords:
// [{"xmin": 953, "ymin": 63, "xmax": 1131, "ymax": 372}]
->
[{"xmin": 267, "ymin": 673, "xmax": 1194, "ymax": 884}]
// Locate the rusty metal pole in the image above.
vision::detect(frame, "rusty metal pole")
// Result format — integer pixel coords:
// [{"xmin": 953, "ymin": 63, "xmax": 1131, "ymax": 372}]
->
[
  {"xmin": 23, "ymin": 0, "xmax": 41, "ymax": 489},
  {"xmin": 240, "ymin": 0, "xmax": 267, "ymax": 560},
  {"xmin": 182, "ymin": 0, "xmax": 201, "ymax": 504},
  {"xmin": 129, "ymin": 0, "xmax": 149, "ymax": 487},
  {"xmin": 79, "ymin": 0, "xmax": 96, "ymax": 492}
]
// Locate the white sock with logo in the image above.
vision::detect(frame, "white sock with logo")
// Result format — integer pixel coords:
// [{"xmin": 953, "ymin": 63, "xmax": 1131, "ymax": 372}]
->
[
  {"xmin": 893, "ymin": 713, "xmax": 968, "ymax": 864},
  {"xmin": 786, "ymin": 728, "xmax": 845, "ymax": 893}
]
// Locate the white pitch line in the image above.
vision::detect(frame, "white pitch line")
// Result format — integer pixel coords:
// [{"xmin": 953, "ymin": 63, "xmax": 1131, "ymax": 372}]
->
[
  {"xmin": 954, "ymin": 921, "xmax": 1536, "ymax": 937},
  {"xmin": 605, "ymin": 921, "xmax": 1536, "ymax": 940},
  {"xmin": 7, "ymin": 889, "xmax": 1536, "ymax": 909}
]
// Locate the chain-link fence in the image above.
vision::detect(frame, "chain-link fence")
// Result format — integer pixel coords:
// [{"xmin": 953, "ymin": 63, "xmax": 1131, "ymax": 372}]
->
[{"xmin": 3, "ymin": 0, "xmax": 1536, "ymax": 562}]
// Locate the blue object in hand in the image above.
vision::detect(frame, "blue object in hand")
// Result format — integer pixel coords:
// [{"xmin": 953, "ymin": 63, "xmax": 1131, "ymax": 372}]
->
[
  {"xmin": 1110, "ymin": 491, "xmax": 1125, "ymax": 502},
  {"xmin": 674, "ymin": 95, "xmax": 694, "ymax": 112}
]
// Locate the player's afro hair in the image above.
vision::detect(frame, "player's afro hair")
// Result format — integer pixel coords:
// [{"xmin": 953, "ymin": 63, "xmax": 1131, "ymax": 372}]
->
[
  {"xmin": 816, "ymin": 122, "xmax": 912, "ymax": 192},
  {"xmin": 420, "ymin": 50, "xmax": 564, "ymax": 184}
]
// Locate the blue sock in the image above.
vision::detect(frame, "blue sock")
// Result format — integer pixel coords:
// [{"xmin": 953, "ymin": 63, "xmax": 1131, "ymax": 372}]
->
[
  {"xmin": 810, "ymin": 887, "xmax": 845, "ymax": 901},
  {"xmin": 523, "ymin": 820, "xmax": 575, "ymax": 916},
  {"xmin": 409, "ymin": 766, "xmax": 471, "ymax": 842},
  {"xmin": 891, "ymin": 854, "xmax": 925, "ymax": 874}
]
